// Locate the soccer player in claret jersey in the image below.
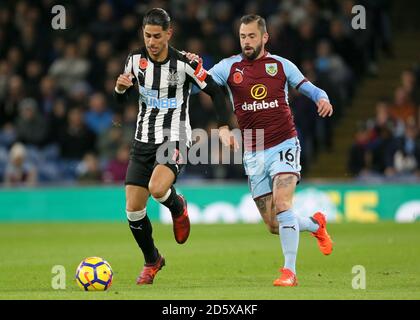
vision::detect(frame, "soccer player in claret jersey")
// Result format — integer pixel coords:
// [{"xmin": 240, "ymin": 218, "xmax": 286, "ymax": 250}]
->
[
  {"xmin": 187, "ymin": 14, "xmax": 334, "ymax": 286},
  {"xmin": 114, "ymin": 8, "xmax": 231, "ymax": 285}
]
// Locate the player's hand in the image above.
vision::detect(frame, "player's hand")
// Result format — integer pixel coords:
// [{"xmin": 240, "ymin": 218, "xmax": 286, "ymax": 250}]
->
[
  {"xmin": 181, "ymin": 51, "xmax": 203, "ymax": 64},
  {"xmin": 219, "ymin": 126, "xmax": 239, "ymax": 152},
  {"xmin": 116, "ymin": 73, "xmax": 134, "ymax": 92},
  {"xmin": 316, "ymin": 99, "xmax": 333, "ymax": 118}
]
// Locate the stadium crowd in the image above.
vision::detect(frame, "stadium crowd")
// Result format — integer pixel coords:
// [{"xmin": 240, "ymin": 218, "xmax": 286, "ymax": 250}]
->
[
  {"xmin": 0, "ymin": 0, "xmax": 393, "ymax": 186},
  {"xmin": 348, "ymin": 66, "xmax": 420, "ymax": 181}
]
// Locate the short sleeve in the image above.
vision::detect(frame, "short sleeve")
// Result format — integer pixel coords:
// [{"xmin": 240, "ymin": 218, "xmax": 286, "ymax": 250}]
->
[{"xmin": 208, "ymin": 59, "xmax": 230, "ymax": 86}]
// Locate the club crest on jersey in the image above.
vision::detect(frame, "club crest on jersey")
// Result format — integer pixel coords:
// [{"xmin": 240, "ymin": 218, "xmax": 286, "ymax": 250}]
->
[
  {"xmin": 265, "ymin": 63, "xmax": 278, "ymax": 76},
  {"xmin": 167, "ymin": 70, "xmax": 179, "ymax": 86}
]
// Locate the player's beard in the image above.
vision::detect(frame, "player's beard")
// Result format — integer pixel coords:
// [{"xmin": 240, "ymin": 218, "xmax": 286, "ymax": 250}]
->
[{"xmin": 242, "ymin": 43, "xmax": 263, "ymax": 60}]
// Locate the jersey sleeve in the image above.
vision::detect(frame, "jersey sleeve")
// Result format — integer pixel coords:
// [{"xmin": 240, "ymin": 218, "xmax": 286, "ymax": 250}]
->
[
  {"xmin": 115, "ymin": 53, "xmax": 135, "ymax": 103},
  {"xmin": 185, "ymin": 59, "xmax": 211, "ymax": 90},
  {"xmin": 208, "ymin": 59, "xmax": 230, "ymax": 86},
  {"xmin": 123, "ymin": 53, "xmax": 134, "ymax": 75},
  {"xmin": 282, "ymin": 58, "xmax": 307, "ymax": 89},
  {"xmin": 273, "ymin": 55, "xmax": 329, "ymax": 103}
]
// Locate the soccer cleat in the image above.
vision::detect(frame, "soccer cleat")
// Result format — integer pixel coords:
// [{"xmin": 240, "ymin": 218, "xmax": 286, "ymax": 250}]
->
[
  {"xmin": 311, "ymin": 212, "xmax": 333, "ymax": 255},
  {"xmin": 136, "ymin": 255, "xmax": 165, "ymax": 285},
  {"xmin": 171, "ymin": 195, "xmax": 190, "ymax": 244},
  {"xmin": 273, "ymin": 268, "xmax": 298, "ymax": 287}
]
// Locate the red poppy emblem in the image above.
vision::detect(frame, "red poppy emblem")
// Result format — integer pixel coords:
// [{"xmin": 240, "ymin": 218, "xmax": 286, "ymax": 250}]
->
[
  {"xmin": 233, "ymin": 72, "xmax": 243, "ymax": 84},
  {"xmin": 139, "ymin": 58, "xmax": 148, "ymax": 69}
]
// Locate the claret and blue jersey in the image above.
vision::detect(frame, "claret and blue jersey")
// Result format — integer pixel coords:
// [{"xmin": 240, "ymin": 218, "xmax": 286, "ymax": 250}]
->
[
  {"xmin": 209, "ymin": 51, "xmax": 329, "ymax": 198},
  {"xmin": 209, "ymin": 51, "xmax": 329, "ymax": 151}
]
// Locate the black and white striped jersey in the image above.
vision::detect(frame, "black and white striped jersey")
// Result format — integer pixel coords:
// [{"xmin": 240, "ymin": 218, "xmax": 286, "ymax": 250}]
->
[{"xmin": 115, "ymin": 46, "xmax": 217, "ymax": 147}]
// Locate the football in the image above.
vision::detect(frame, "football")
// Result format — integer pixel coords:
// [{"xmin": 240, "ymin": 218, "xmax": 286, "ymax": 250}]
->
[{"xmin": 75, "ymin": 257, "xmax": 113, "ymax": 291}]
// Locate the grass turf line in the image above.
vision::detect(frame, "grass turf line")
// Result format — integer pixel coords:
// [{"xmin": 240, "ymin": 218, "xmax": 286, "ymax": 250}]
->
[{"xmin": 0, "ymin": 222, "xmax": 419, "ymax": 299}]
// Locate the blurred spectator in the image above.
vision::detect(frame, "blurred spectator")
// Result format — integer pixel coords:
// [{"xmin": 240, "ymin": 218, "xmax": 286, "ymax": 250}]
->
[
  {"xmin": 58, "ymin": 107, "xmax": 96, "ymax": 160},
  {"xmin": 76, "ymin": 152, "xmax": 102, "ymax": 185},
  {"xmin": 385, "ymin": 121, "xmax": 420, "ymax": 178},
  {"xmin": 88, "ymin": 41, "xmax": 113, "ymax": 90},
  {"xmin": 348, "ymin": 122, "xmax": 371, "ymax": 176},
  {"xmin": 15, "ymin": 98, "xmax": 48, "ymax": 147},
  {"xmin": 85, "ymin": 93, "xmax": 113, "ymax": 135},
  {"xmin": 89, "ymin": 2, "xmax": 117, "ymax": 42},
  {"xmin": 0, "ymin": 75, "xmax": 25, "ymax": 127},
  {"xmin": 47, "ymin": 99, "xmax": 67, "ymax": 144},
  {"xmin": 329, "ymin": 18, "xmax": 364, "ymax": 79},
  {"xmin": 400, "ymin": 69, "xmax": 420, "ymax": 106},
  {"xmin": 296, "ymin": 20, "xmax": 317, "ymax": 64},
  {"xmin": 0, "ymin": 60, "xmax": 11, "ymax": 101},
  {"xmin": 49, "ymin": 43, "xmax": 90, "ymax": 93},
  {"xmin": 315, "ymin": 39, "xmax": 352, "ymax": 104},
  {"xmin": 97, "ymin": 121, "xmax": 124, "ymax": 160},
  {"xmin": 121, "ymin": 103, "xmax": 138, "ymax": 143},
  {"xmin": 365, "ymin": 100, "xmax": 395, "ymax": 174},
  {"xmin": 68, "ymin": 81, "xmax": 91, "ymax": 107},
  {"xmin": 25, "ymin": 60, "xmax": 44, "ymax": 98},
  {"xmin": 4, "ymin": 142, "xmax": 37, "ymax": 187},
  {"xmin": 39, "ymin": 76, "xmax": 58, "ymax": 115},
  {"xmin": 0, "ymin": 123, "xmax": 17, "ymax": 148},
  {"xmin": 389, "ymin": 87, "xmax": 416, "ymax": 127},
  {"xmin": 103, "ymin": 143, "xmax": 130, "ymax": 183},
  {"xmin": 349, "ymin": 65, "xmax": 420, "ymax": 180}
]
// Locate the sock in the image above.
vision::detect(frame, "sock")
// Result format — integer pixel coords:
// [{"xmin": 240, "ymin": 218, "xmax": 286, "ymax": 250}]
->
[
  {"xmin": 154, "ymin": 186, "xmax": 184, "ymax": 217},
  {"xmin": 277, "ymin": 209, "xmax": 300, "ymax": 274},
  {"xmin": 298, "ymin": 216, "xmax": 319, "ymax": 232},
  {"xmin": 127, "ymin": 209, "xmax": 159, "ymax": 264}
]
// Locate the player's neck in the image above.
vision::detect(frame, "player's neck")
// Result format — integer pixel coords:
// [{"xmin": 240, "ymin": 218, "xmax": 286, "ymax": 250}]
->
[{"xmin": 149, "ymin": 45, "xmax": 169, "ymax": 63}]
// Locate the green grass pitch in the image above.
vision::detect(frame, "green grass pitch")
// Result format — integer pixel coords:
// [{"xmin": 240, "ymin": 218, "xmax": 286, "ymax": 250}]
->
[{"xmin": 0, "ymin": 222, "xmax": 419, "ymax": 299}]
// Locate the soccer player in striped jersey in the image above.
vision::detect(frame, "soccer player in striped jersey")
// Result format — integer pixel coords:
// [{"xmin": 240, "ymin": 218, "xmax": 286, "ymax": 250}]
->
[
  {"xmin": 186, "ymin": 15, "xmax": 334, "ymax": 286},
  {"xmin": 114, "ymin": 8, "xmax": 231, "ymax": 285}
]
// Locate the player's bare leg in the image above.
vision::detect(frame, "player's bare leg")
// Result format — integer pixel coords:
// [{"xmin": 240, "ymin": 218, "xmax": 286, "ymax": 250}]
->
[
  {"xmin": 254, "ymin": 194, "xmax": 278, "ymax": 234},
  {"xmin": 149, "ymin": 165, "xmax": 190, "ymax": 244},
  {"xmin": 126, "ymin": 185, "xmax": 165, "ymax": 285}
]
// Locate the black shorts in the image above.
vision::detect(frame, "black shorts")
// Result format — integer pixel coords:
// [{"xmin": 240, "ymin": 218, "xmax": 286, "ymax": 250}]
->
[{"xmin": 125, "ymin": 140, "xmax": 188, "ymax": 188}]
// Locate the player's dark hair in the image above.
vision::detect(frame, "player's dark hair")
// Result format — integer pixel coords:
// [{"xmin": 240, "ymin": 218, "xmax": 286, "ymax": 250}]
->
[
  {"xmin": 142, "ymin": 8, "xmax": 171, "ymax": 30},
  {"xmin": 240, "ymin": 14, "xmax": 267, "ymax": 34}
]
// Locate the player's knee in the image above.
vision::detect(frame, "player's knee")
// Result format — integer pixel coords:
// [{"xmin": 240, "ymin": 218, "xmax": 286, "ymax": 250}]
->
[
  {"xmin": 126, "ymin": 200, "xmax": 146, "ymax": 213},
  {"xmin": 148, "ymin": 181, "xmax": 168, "ymax": 199}
]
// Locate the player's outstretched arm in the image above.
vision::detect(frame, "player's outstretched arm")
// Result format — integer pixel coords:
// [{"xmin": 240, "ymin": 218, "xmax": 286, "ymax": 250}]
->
[{"xmin": 281, "ymin": 57, "xmax": 333, "ymax": 118}]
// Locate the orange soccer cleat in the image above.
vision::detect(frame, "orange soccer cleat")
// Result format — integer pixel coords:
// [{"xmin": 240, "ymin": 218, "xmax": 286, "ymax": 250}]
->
[
  {"xmin": 171, "ymin": 195, "xmax": 190, "ymax": 244},
  {"xmin": 136, "ymin": 255, "xmax": 165, "ymax": 285},
  {"xmin": 311, "ymin": 212, "xmax": 333, "ymax": 255},
  {"xmin": 273, "ymin": 268, "xmax": 298, "ymax": 287}
]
